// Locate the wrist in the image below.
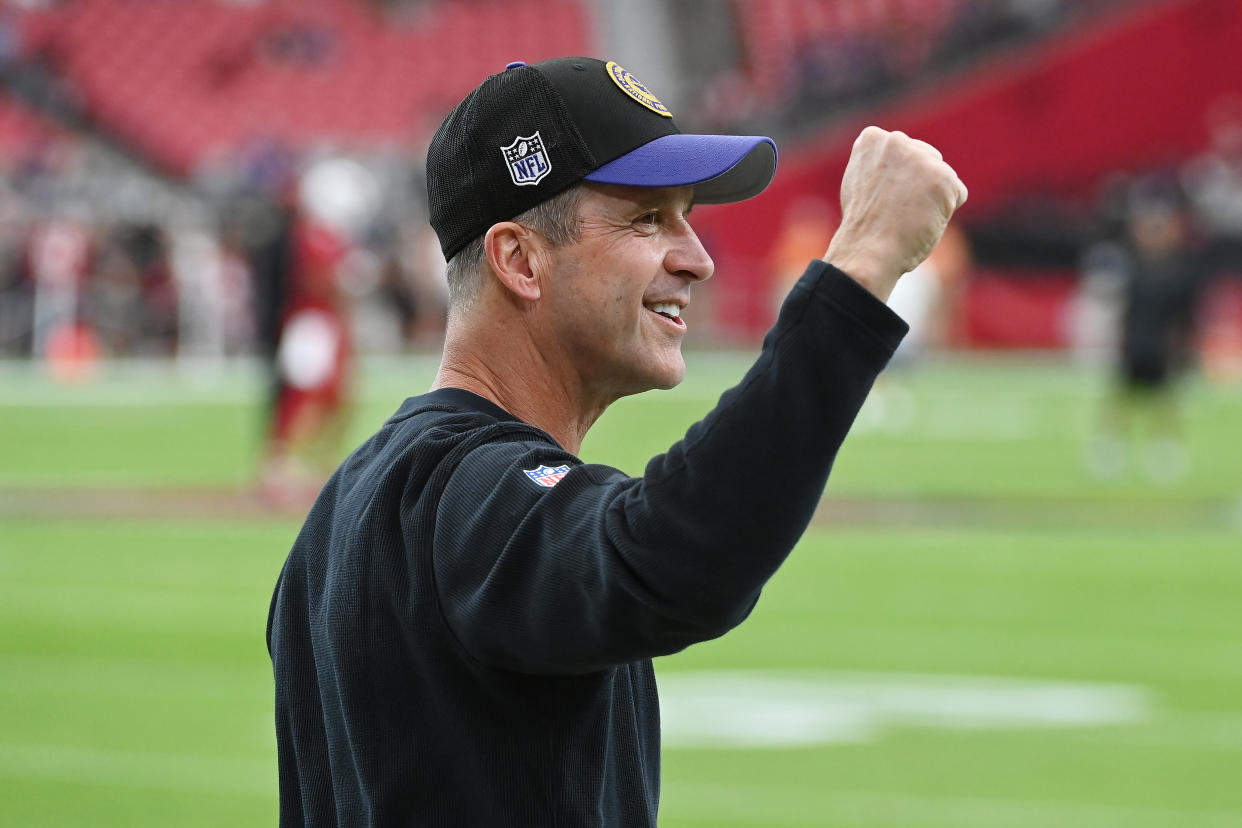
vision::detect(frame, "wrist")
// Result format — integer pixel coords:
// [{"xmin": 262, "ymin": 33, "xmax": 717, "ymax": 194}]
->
[{"xmin": 819, "ymin": 250, "xmax": 898, "ymax": 302}]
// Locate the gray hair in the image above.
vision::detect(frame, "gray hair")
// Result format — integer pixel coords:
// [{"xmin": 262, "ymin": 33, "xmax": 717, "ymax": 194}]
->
[{"xmin": 444, "ymin": 184, "xmax": 586, "ymax": 309}]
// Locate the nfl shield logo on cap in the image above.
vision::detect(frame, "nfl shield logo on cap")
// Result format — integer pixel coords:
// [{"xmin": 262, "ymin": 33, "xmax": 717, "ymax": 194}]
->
[{"xmin": 502, "ymin": 132, "xmax": 552, "ymax": 187}]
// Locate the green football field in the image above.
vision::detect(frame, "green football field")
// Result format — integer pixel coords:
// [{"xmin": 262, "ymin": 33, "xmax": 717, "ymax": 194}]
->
[{"xmin": 1, "ymin": 352, "xmax": 1240, "ymax": 827}]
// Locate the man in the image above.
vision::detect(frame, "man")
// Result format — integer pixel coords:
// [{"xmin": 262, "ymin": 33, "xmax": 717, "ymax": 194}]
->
[
  {"xmin": 268, "ymin": 57, "xmax": 965, "ymax": 826},
  {"xmin": 1086, "ymin": 176, "xmax": 1204, "ymax": 481}
]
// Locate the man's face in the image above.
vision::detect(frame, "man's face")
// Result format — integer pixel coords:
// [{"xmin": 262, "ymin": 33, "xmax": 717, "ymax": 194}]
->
[{"xmin": 534, "ymin": 183, "xmax": 714, "ymax": 401}]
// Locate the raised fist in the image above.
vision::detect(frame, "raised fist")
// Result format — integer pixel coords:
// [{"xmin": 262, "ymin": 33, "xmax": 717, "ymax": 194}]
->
[{"xmin": 823, "ymin": 126, "xmax": 968, "ymax": 301}]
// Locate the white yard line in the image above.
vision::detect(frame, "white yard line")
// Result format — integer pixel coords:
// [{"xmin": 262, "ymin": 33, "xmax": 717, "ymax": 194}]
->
[
  {"xmin": 657, "ymin": 670, "xmax": 1242, "ymax": 754},
  {"xmin": 658, "ymin": 670, "xmax": 1153, "ymax": 750}
]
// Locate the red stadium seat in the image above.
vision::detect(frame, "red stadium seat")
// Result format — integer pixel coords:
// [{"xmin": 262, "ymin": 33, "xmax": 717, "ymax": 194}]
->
[{"xmin": 12, "ymin": 0, "xmax": 597, "ymax": 174}]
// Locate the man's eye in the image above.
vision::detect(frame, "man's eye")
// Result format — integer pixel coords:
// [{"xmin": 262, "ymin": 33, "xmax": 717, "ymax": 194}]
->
[{"xmin": 636, "ymin": 211, "xmax": 659, "ymax": 226}]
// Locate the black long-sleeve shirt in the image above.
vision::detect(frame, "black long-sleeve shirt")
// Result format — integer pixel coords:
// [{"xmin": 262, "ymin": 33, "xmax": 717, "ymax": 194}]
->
[{"xmin": 267, "ymin": 259, "xmax": 908, "ymax": 826}]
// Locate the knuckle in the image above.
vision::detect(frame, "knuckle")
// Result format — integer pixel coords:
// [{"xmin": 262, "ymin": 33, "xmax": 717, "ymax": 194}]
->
[
  {"xmin": 916, "ymin": 139, "xmax": 943, "ymax": 160},
  {"xmin": 857, "ymin": 125, "xmax": 885, "ymax": 146}
]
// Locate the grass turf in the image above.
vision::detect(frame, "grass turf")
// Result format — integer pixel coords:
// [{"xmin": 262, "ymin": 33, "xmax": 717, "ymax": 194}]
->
[{"xmin": 1, "ymin": 352, "xmax": 1239, "ymax": 826}]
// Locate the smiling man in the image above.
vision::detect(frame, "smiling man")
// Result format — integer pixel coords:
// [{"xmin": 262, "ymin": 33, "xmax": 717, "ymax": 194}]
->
[
  {"xmin": 437, "ymin": 182, "xmax": 711, "ymax": 452},
  {"xmin": 268, "ymin": 57, "xmax": 965, "ymax": 826}
]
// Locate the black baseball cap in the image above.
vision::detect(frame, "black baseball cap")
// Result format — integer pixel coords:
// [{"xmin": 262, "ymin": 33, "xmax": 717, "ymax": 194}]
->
[{"xmin": 426, "ymin": 57, "xmax": 778, "ymax": 261}]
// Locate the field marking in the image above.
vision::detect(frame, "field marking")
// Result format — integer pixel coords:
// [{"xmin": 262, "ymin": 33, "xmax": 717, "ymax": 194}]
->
[
  {"xmin": 657, "ymin": 670, "xmax": 1151, "ymax": 749},
  {"xmin": 665, "ymin": 781, "xmax": 1242, "ymax": 827},
  {"xmin": 0, "ymin": 742, "xmax": 272, "ymax": 797}
]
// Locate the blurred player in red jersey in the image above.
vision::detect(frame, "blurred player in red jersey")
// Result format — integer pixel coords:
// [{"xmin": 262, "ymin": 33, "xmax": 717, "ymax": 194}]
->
[{"xmin": 260, "ymin": 158, "xmax": 377, "ymax": 507}]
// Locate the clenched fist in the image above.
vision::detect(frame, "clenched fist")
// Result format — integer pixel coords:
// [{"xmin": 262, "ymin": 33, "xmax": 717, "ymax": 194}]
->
[{"xmin": 823, "ymin": 126, "xmax": 967, "ymax": 301}]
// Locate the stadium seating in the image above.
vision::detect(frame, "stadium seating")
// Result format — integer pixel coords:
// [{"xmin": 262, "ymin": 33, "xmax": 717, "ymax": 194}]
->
[
  {"xmin": 14, "ymin": 0, "xmax": 595, "ymax": 174},
  {"xmin": 0, "ymin": 89, "xmax": 54, "ymax": 159},
  {"xmin": 733, "ymin": 0, "xmax": 970, "ymax": 99},
  {"xmin": 694, "ymin": 0, "xmax": 1242, "ymax": 341}
]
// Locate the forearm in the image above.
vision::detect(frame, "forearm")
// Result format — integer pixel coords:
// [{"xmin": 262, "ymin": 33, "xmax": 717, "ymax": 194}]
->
[
  {"xmin": 433, "ymin": 260, "xmax": 906, "ymax": 673},
  {"xmin": 613, "ymin": 259, "xmax": 908, "ymax": 625}
]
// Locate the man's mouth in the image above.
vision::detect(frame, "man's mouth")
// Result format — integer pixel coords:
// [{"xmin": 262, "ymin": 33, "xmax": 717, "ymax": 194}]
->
[{"xmin": 644, "ymin": 301, "xmax": 685, "ymax": 328}]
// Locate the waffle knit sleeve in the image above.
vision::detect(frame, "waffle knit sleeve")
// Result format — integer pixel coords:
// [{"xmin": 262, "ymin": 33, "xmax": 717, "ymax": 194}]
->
[{"xmin": 431, "ymin": 260, "xmax": 908, "ymax": 674}]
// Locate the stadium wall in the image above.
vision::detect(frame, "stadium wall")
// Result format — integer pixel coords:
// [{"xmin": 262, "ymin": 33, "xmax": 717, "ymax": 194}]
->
[{"xmin": 694, "ymin": 0, "xmax": 1242, "ymax": 343}]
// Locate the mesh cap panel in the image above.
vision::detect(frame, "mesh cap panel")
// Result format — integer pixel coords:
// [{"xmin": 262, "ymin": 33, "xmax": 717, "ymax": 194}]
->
[{"xmin": 427, "ymin": 66, "xmax": 594, "ymax": 262}]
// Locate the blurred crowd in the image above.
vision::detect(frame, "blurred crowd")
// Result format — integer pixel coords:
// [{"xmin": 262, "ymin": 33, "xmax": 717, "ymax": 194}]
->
[
  {"xmin": 690, "ymin": 0, "xmax": 1130, "ymax": 136},
  {"xmin": 0, "ymin": 127, "xmax": 451, "ymax": 365},
  {"xmin": 1, "ymin": 0, "xmax": 1238, "ymax": 382}
]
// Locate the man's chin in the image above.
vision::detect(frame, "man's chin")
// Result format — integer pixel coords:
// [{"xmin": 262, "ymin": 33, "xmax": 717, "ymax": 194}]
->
[
  {"xmin": 614, "ymin": 358, "xmax": 685, "ymax": 398},
  {"xmin": 648, "ymin": 358, "xmax": 686, "ymax": 391},
  {"xmin": 651, "ymin": 370, "xmax": 685, "ymax": 391}
]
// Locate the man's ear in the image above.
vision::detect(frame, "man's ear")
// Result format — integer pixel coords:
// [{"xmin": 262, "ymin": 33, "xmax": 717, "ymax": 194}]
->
[{"xmin": 484, "ymin": 222, "xmax": 541, "ymax": 302}]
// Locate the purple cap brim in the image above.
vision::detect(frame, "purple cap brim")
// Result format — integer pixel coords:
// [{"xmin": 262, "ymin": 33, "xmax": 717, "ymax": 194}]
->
[{"xmin": 583, "ymin": 134, "xmax": 778, "ymax": 204}]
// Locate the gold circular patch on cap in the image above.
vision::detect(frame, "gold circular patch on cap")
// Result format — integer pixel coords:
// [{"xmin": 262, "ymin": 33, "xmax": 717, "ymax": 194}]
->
[{"xmin": 605, "ymin": 61, "xmax": 673, "ymax": 118}]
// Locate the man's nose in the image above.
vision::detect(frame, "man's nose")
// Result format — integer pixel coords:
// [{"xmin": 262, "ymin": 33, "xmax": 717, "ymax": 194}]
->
[{"xmin": 665, "ymin": 221, "xmax": 715, "ymax": 283}]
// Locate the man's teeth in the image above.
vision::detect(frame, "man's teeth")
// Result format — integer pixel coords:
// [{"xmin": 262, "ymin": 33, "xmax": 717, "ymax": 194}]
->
[{"xmin": 648, "ymin": 302, "xmax": 681, "ymax": 319}]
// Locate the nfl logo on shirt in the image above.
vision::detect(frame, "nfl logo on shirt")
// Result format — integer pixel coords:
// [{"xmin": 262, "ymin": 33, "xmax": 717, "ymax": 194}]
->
[
  {"xmin": 524, "ymin": 464, "xmax": 570, "ymax": 488},
  {"xmin": 501, "ymin": 132, "xmax": 551, "ymax": 186}
]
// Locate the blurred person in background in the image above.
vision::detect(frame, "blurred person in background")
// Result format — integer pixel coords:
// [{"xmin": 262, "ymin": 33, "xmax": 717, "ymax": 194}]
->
[
  {"xmin": 224, "ymin": 145, "xmax": 299, "ymax": 460},
  {"xmin": 168, "ymin": 219, "xmax": 257, "ymax": 363},
  {"xmin": 769, "ymin": 194, "xmax": 839, "ymax": 314},
  {"xmin": 1182, "ymin": 96, "xmax": 1242, "ymax": 279},
  {"xmin": 259, "ymin": 156, "xmax": 377, "ymax": 507},
  {"xmin": 406, "ymin": 221, "xmax": 449, "ymax": 345},
  {"xmin": 822, "ymin": 216, "xmax": 971, "ymax": 432},
  {"xmin": 1182, "ymin": 96, "xmax": 1242, "ymax": 384},
  {"xmin": 84, "ymin": 225, "xmax": 145, "ymax": 356},
  {"xmin": 126, "ymin": 222, "xmax": 178, "ymax": 355},
  {"xmin": 864, "ymin": 221, "xmax": 972, "ymax": 430},
  {"xmin": 887, "ymin": 221, "xmax": 972, "ymax": 362},
  {"xmin": 365, "ymin": 231, "xmax": 420, "ymax": 347},
  {"xmin": 0, "ymin": 181, "xmax": 32, "ymax": 355},
  {"xmin": 26, "ymin": 205, "xmax": 91, "ymax": 359},
  {"xmin": 1086, "ymin": 174, "xmax": 1206, "ymax": 483},
  {"xmin": 77, "ymin": 221, "xmax": 178, "ymax": 357}
]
